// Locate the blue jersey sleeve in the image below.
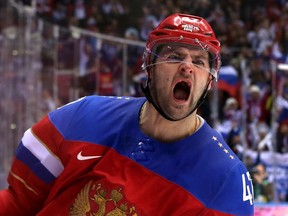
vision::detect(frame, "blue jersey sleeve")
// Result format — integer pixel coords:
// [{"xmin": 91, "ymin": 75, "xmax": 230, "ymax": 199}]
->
[{"xmin": 211, "ymin": 162, "xmax": 254, "ymax": 215}]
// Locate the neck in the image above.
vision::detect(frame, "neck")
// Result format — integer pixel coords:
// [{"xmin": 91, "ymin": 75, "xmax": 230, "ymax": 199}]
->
[{"xmin": 139, "ymin": 101, "xmax": 200, "ymax": 143}]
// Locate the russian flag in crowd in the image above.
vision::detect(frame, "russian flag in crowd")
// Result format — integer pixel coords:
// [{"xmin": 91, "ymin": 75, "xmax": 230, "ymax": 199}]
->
[{"xmin": 218, "ymin": 65, "xmax": 240, "ymax": 97}]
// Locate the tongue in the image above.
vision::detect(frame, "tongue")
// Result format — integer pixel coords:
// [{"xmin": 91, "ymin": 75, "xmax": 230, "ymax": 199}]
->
[{"xmin": 174, "ymin": 88, "xmax": 188, "ymax": 100}]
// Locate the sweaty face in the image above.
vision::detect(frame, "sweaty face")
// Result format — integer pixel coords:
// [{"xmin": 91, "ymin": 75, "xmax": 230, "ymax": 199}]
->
[{"xmin": 148, "ymin": 44, "xmax": 213, "ymax": 120}]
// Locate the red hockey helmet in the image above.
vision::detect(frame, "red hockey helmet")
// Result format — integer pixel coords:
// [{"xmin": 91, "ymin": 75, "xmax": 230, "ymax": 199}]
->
[{"xmin": 143, "ymin": 13, "xmax": 221, "ymax": 80}]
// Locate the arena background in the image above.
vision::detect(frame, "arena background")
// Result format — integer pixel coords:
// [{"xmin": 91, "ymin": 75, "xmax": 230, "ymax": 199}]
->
[{"xmin": 1, "ymin": 1, "xmax": 288, "ymax": 215}]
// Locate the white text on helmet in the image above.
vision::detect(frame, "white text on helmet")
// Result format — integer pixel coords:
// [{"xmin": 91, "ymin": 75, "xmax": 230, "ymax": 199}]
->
[{"xmin": 181, "ymin": 24, "xmax": 200, "ymax": 32}]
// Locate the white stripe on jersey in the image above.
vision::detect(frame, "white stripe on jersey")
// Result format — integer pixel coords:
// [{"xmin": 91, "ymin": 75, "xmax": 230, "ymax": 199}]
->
[{"xmin": 22, "ymin": 129, "xmax": 64, "ymax": 177}]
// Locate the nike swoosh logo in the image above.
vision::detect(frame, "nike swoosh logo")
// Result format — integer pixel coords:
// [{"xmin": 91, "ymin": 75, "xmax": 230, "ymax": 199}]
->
[{"xmin": 77, "ymin": 151, "xmax": 102, "ymax": 161}]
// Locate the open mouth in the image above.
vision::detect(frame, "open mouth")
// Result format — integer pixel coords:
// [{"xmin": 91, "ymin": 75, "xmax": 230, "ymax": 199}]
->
[{"xmin": 173, "ymin": 81, "xmax": 191, "ymax": 101}]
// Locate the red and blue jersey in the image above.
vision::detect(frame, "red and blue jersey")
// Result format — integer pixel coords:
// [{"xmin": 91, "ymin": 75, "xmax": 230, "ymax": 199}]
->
[{"xmin": 0, "ymin": 96, "xmax": 254, "ymax": 215}]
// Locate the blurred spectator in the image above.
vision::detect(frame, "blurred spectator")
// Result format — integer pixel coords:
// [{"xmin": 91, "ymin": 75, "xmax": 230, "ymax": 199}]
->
[
  {"xmin": 276, "ymin": 112, "xmax": 288, "ymax": 153},
  {"xmin": 272, "ymin": 13, "xmax": 288, "ymax": 62},
  {"xmin": 215, "ymin": 97, "xmax": 244, "ymax": 158},
  {"xmin": 139, "ymin": 4, "xmax": 158, "ymax": 41},
  {"xmin": 51, "ymin": 2, "xmax": 68, "ymax": 26},
  {"xmin": 246, "ymin": 85, "xmax": 267, "ymax": 124},
  {"xmin": 250, "ymin": 163, "xmax": 274, "ymax": 203},
  {"xmin": 216, "ymin": 97, "xmax": 241, "ymax": 139},
  {"xmin": 276, "ymin": 83, "xmax": 288, "ymax": 115},
  {"xmin": 72, "ymin": 0, "xmax": 87, "ymax": 27},
  {"xmin": 276, "ymin": 84, "xmax": 288, "ymax": 153},
  {"xmin": 247, "ymin": 18, "xmax": 273, "ymax": 56},
  {"xmin": 246, "ymin": 85, "xmax": 272, "ymax": 149},
  {"xmin": 124, "ymin": 27, "xmax": 139, "ymax": 41},
  {"xmin": 252, "ymin": 121, "xmax": 272, "ymax": 151},
  {"xmin": 244, "ymin": 154, "xmax": 256, "ymax": 171},
  {"xmin": 98, "ymin": 61, "xmax": 114, "ymax": 95},
  {"xmin": 101, "ymin": 40, "xmax": 122, "ymax": 65},
  {"xmin": 124, "ymin": 27, "xmax": 145, "ymax": 96},
  {"xmin": 226, "ymin": 127, "xmax": 244, "ymax": 160},
  {"xmin": 101, "ymin": 0, "xmax": 126, "ymax": 16}
]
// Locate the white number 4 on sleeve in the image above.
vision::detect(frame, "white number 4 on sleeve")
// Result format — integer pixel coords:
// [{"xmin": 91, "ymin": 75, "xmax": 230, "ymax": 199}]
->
[{"xmin": 242, "ymin": 172, "xmax": 254, "ymax": 205}]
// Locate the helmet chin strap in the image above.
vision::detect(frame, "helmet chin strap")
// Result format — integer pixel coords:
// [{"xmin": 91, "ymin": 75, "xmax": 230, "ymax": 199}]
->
[{"xmin": 141, "ymin": 75, "xmax": 214, "ymax": 121}]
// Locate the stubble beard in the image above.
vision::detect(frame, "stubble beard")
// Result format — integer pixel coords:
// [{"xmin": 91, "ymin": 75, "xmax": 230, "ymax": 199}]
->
[{"xmin": 150, "ymin": 85, "xmax": 199, "ymax": 121}]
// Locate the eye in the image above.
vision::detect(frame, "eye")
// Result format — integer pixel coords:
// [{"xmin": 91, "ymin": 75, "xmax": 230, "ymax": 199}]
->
[
  {"xmin": 167, "ymin": 53, "xmax": 182, "ymax": 60},
  {"xmin": 192, "ymin": 59, "xmax": 205, "ymax": 66},
  {"xmin": 164, "ymin": 51, "xmax": 184, "ymax": 61},
  {"xmin": 192, "ymin": 58, "xmax": 210, "ymax": 69}
]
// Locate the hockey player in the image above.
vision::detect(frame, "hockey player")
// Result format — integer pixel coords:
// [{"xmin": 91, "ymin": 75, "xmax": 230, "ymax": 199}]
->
[{"xmin": 0, "ymin": 13, "xmax": 254, "ymax": 215}]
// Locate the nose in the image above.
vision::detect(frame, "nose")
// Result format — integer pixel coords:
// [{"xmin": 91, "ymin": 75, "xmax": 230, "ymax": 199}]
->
[{"xmin": 179, "ymin": 60, "xmax": 195, "ymax": 75}]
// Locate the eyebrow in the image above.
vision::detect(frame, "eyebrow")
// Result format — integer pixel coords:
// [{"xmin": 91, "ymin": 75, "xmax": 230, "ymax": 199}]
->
[
  {"xmin": 161, "ymin": 46, "xmax": 209, "ymax": 58},
  {"xmin": 192, "ymin": 53, "xmax": 210, "ymax": 61}
]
